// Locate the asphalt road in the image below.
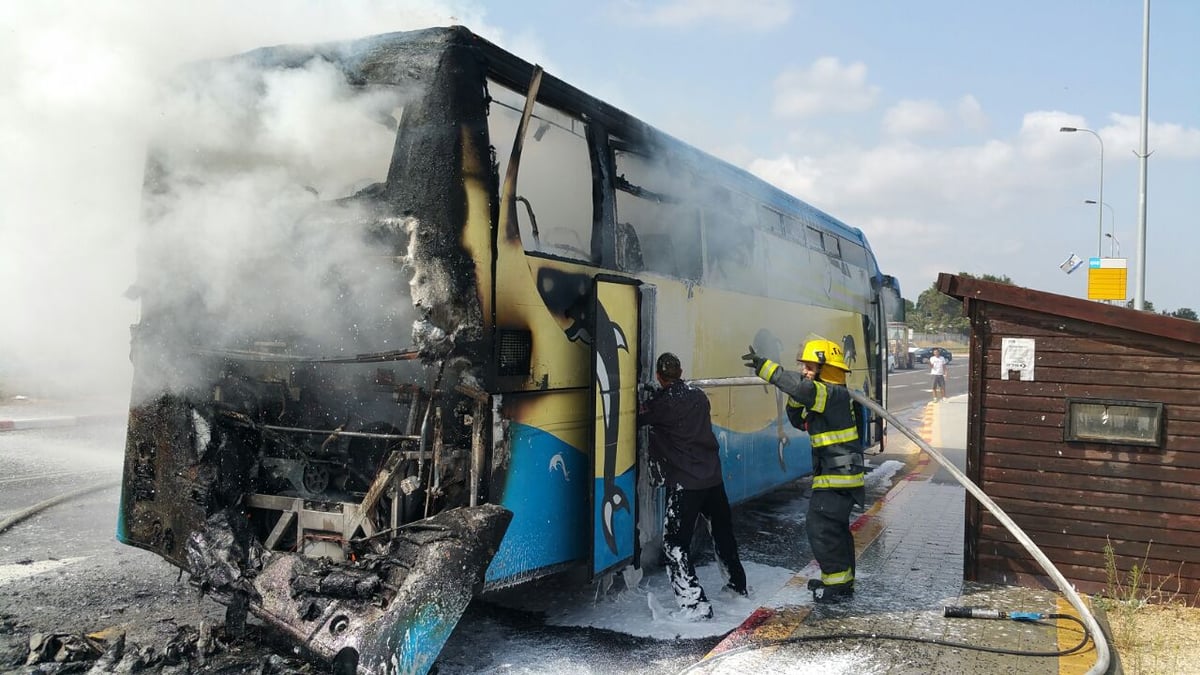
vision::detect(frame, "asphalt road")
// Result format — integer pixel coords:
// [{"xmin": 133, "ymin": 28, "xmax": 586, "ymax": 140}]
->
[
  {"xmin": 886, "ymin": 351, "xmax": 967, "ymax": 411},
  {"xmin": 0, "ymin": 360, "xmax": 954, "ymax": 673}
]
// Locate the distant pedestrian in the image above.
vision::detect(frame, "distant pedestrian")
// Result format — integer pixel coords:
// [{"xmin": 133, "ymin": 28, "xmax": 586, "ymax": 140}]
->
[
  {"xmin": 742, "ymin": 338, "xmax": 863, "ymax": 604},
  {"xmin": 929, "ymin": 349, "xmax": 948, "ymax": 402},
  {"xmin": 640, "ymin": 352, "xmax": 748, "ymax": 621}
]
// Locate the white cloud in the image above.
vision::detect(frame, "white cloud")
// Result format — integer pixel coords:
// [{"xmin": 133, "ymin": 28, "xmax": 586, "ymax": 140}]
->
[
  {"xmin": 615, "ymin": 0, "xmax": 793, "ymax": 30},
  {"xmin": 772, "ymin": 57, "xmax": 879, "ymax": 119},
  {"xmin": 745, "ymin": 154, "xmax": 822, "ymax": 197},
  {"xmin": 1104, "ymin": 113, "xmax": 1200, "ymax": 160},
  {"xmin": 882, "ymin": 99, "xmax": 947, "ymax": 137},
  {"xmin": 881, "ymin": 95, "xmax": 991, "ymax": 138},
  {"xmin": 1016, "ymin": 111, "xmax": 1200, "ymax": 166},
  {"xmin": 1017, "ymin": 110, "xmax": 1087, "ymax": 162},
  {"xmin": 744, "ymin": 115, "xmax": 1111, "ymax": 304},
  {"xmin": 957, "ymin": 95, "xmax": 988, "ymax": 132}
]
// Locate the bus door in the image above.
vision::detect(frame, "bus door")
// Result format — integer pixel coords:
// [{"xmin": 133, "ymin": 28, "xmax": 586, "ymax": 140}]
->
[
  {"xmin": 589, "ymin": 275, "xmax": 641, "ymax": 578},
  {"xmin": 872, "ymin": 275, "xmax": 905, "ymax": 450}
]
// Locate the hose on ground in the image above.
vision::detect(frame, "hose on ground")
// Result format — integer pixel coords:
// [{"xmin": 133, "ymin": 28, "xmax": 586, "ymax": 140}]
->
[
  {"xmin": 680, "ymin": 612, "xmax": 1090, "ymax": 674},
  {"xmin": 0, "ymin": 479, "xmax": 121, "ymax": 535},
  {"xmin": 847, "ymin": 390, "xmax": 1110, "ymax": 675}
]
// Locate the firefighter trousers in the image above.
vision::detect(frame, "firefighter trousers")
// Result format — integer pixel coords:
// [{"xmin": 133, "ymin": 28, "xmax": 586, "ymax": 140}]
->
[{"xmin": 807, "ymin": 488, "xmax": 860, "ymax": 587}]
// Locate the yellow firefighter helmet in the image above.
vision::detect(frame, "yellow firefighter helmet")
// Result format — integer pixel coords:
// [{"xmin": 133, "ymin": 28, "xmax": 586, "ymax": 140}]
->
[{"xmin": 799, "ymin": 338, "xmax": 851, "ymax": 373}]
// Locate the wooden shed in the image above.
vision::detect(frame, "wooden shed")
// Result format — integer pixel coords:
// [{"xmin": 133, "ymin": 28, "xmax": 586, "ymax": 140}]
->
[{"xmin": 937, "ymin": 272, "xmax": 1200, "ymax": 598}]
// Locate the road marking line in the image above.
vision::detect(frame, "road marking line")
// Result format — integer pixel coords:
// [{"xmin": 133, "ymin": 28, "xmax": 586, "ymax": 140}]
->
[{"xmin": 1057, "ymin": 595, "xmax": 1097, "ymax": 674}]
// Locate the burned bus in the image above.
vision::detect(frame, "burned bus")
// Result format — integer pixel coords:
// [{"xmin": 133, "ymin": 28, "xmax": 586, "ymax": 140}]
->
[{"xmin": 120, "ymin": 26, "xmax": 902, "ymax": 674}]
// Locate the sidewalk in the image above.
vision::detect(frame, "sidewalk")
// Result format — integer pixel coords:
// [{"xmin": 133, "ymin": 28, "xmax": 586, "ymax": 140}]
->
[{"xmin": 694, "ymin": 395, "xmax": 1118, "ymax": 674}]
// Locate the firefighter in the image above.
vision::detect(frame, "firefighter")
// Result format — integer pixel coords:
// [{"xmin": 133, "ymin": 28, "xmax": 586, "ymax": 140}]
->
[{"xmin": 742, "ymin": 338, "xmax": 863, "ymax": 604}]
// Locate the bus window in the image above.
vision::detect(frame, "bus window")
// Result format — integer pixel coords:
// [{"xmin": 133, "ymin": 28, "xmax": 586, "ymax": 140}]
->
[
  {"xmin": 823, "ymin": 233, "xmax": 843, "ymax": 257},
  {"xmin": 781, "ymin": 214, "xmax": 805, "ymax": 245},
  {"xmin": 757, "ymin": 204, "xmax": 786, "ymax": 236},
  {"xmin": 841, "ymin": 240, "xmax": 868, "ymax": 267},
  {"xmin": 760, "ymin": 228, "xmax": 806, "ymax": 300},
  {"xmin": 806, "ymin": 225, "xmax": 842, "ymax": 258},
  {"xmin": 703, "ymin": 189, "xmax": 762, "ymax": 294},
  {"xmin": 155, "ymin": 66, "xmax": 404, "ymax": 203},
  {"xmin": 880, "ymin": 276, "xmax": 905, "ymax": 322},
  {"xmin": 613, "ymin": 148, "xmax": 701, "ymax": 280},
  {"xmin": 487, "ymin": 81, "xmax": 594, "ymax": 262}
]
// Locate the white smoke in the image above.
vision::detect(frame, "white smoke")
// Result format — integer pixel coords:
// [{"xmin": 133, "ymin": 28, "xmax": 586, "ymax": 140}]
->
[
  {"xmin": 138, "ymin": 57, "xmax": 415, "ymax": 356},
  {"xmin": 0, "ymin": 1, "xmax": 498, "ymax": 400}
]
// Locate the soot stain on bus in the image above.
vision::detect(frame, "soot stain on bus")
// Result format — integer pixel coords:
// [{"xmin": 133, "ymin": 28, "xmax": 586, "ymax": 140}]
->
[{"xmin": 112, "ymin": 25, "xmax": 901, "ymax": 675}]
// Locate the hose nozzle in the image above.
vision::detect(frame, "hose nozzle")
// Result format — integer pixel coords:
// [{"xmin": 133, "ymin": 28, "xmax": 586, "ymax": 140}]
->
[
  {"xmin": 944, "ymin": 606, "xmax": 1047, "ymax": 622},
  {"xmin": 944, "ymin": 606, "xmax": 1006, "ymax": 620}
]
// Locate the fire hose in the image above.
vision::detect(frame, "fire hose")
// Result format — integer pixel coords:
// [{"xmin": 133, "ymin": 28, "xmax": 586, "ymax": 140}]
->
[
  {"xmin": 684, "ymin": 376, "xmax": 1110, "ymax": 675},
  {"xmin": 0, "ymin": 479, "xmax": 121, "ymax": 535}
]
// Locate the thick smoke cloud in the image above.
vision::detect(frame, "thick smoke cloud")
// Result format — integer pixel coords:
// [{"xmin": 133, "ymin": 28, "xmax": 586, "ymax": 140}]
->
[
  {"xmin": 0, "ymin": 1, "xmax": 492, "ymax": 400},
  {"xmin": 140, "ymin": 58, "xmax": 414, "ymax": 355}
]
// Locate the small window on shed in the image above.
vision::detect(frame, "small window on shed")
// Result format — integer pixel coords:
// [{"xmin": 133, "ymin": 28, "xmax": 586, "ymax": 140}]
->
[{"xmin": 1064, "ymin": 398, "xmax": 1165, "ymax": 448}]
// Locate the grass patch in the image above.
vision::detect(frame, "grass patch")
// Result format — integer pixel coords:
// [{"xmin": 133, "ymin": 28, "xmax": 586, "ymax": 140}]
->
[{"xmin": 1098, "ymin": 539, "xmax": 1200, "ymax": 674}]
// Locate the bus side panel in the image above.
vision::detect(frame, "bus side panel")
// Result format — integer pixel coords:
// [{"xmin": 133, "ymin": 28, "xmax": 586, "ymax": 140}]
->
[
  {"xmin": 485, "ymin": 390, "xmax": 590, "ymax": 584},
  {"xmin": 649, "ymin": 282, "xmax": 878, "ymax": 503},
  {"xmin": 715, "ymin": 422, "xmax": 813, "ymax": 505}
]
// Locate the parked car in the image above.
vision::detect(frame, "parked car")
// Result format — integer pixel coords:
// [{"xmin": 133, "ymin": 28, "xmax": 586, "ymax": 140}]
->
[{"xmin": 912, "ymin": 347, "xmax": 953, "ymax": 364}]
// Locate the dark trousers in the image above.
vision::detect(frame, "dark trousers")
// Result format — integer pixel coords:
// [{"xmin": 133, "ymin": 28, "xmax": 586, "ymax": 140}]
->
[
  {"xmin": 663, "ymin": 482, "xmax": 747, "ymax": 609},
  {"xmin": 808, "ymin": 488, "xmax": 857, "ymax": 588}
]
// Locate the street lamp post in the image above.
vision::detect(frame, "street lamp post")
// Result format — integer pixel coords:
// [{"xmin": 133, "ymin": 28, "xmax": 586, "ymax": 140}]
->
[
  {"xmin": 1084, "ymin": 199, "xmax": 1117, "ymax": 257},
  {"xmin": 1061, "ymin": 126, "xmax": 1105, "ymax": 258},
  {"xmin": 1105, "ymin": 233, "xmax": 1122, "ymax": 257}
]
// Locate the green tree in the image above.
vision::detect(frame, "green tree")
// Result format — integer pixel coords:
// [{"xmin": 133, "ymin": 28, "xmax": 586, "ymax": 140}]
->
[
  {"xmin": 912, "ymin": 272, "xmax": 1014, "ymax": 333},
  {"xmin": 1168, "ymin": 307, "xmax": 1198, "ymax": 321},
  {"xmin": 1125, "ymin": 299, "xmax": 1156, "ymax": 312}
]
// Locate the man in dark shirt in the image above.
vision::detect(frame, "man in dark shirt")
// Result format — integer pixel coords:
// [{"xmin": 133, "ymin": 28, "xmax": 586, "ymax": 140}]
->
[{"xmin": 640, "ymin": 352, "xmax": 748, "ymax": 621}]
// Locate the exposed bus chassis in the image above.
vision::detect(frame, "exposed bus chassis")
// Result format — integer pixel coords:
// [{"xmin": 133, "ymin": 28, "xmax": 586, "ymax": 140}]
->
[{"xmin": 122, "ymin": 340, "xmax": 510, "ymax": 673}]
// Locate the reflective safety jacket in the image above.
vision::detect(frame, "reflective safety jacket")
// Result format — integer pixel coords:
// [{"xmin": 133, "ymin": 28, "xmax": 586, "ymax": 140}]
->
[{"xmin": 755, "ymin": 360, "xmax": 865, "ymax": 492}]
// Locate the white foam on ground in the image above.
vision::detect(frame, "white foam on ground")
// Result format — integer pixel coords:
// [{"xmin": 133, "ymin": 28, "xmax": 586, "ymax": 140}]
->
[
  {"xmin": 0, "ymin": 557, "xmax": 89, "ymax": 586},
  {"xmin": 502, "ymin": 560, "xmax": 796, "ymax": 640}
]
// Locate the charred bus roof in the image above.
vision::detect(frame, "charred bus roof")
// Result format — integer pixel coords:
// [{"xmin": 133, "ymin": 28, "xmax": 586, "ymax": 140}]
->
[{"xmin": 212, "ymin": 25, "xmax": 872, "ymax": 258}]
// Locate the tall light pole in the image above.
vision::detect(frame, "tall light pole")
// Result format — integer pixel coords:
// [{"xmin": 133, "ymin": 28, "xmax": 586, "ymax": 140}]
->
[
  {"xmin": 1060, "ymin": 126, "xmax": 1104, "ymax": 258},
  {"xmin": 1105, "ymin": 233, "xmax": 1122, "ymax": 257},
  {"xmin": 1134, "ymin": 0, "xmax": 1150, "ymax": 310},
  {"xmin": 1084, "ymin": 199, "xmax": 1117, "ymax": 256}
]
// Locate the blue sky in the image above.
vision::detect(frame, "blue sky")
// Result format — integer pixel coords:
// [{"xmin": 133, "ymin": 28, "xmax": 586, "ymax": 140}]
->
[{"xmin": 1, "ymin": 1, "xmax": 1197, "ymax": 393}]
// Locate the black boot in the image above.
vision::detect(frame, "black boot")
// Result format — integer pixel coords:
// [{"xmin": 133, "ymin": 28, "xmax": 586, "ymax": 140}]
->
[{"xmin": 808, "ymin": 579, "xmax": 854, "ymax": 604}]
